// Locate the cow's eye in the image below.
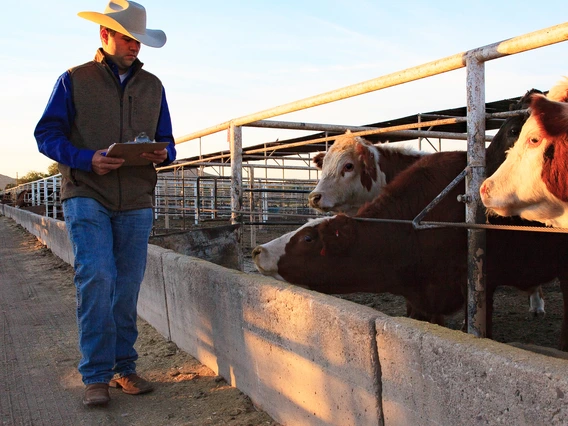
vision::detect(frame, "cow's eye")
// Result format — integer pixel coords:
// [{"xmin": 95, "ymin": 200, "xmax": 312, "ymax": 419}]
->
[
  {"xmin": 529, "ymin": 136, "xmax": 541, "ymax": 145},
  {"xmin": 343, "ymin": 163, "xmax": 354, "ymax": 172},
  {"xmin": 304, "ymin": 235, "xmax": 313, "ymax": 243}
]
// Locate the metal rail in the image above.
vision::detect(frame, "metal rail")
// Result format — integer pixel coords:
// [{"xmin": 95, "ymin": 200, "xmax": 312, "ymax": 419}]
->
[
  {"xmin": 175, "ymin": 23, "xmax": 568, "ymax": 144},
  {"xmin": 163, "ymin": 110, "xmax": 517, "ymax": 170}
]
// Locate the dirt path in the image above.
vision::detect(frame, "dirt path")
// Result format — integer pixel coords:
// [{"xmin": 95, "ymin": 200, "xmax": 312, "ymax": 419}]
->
[{"xmin": 0, "ymin": 216, "xmax": 279, "ymax": 426}]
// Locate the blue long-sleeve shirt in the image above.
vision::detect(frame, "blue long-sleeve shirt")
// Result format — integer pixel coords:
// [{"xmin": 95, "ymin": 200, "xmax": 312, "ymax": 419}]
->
[{"xmin": 35, "ymin": 60, "xmax": 176, "ymax": 171}]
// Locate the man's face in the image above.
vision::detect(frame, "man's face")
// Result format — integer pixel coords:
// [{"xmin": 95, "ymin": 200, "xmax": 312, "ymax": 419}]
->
[{"xmin": 102, "ymin": 28, "xmax": 141, "ymax": 74}]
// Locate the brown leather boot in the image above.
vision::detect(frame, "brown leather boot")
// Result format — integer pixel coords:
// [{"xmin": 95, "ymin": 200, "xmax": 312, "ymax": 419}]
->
[
  {"xmin": 83, "ymin": 383, "xmax": 110, "ymax": 407},
  {"xmin": 109, "ymin": 374, "xmax": 154, "ymax": 395}
]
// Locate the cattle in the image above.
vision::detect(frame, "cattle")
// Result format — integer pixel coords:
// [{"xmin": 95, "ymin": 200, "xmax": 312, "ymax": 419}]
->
[
  {"xmin": 252, "ymin": 150, "xmax": 568, "ymax": 350},
  {"xmin": 307, "ymin": 100, "xmax": 533, "ymax": 217},
  {"xmin": 307, "ymin": 132, "xmax": 428, "ymax": 317},
  {"xmin": 309, "ymin": 90, "xmax": 542, "ymax": 216},
  {"xmin": 480, "ymin": 78, "xmax": 568, "ymax": 228},
  {"xmin": 308, "ymin": 131, "xmax": 427, "ymax": 215},
  {"xmin": 484, "ymin": 88, "xmax": 548, "ymax": 316},
  {"xmin": 485, "ymin": 89, "xmax": 542, "ymax": 176},
  {"xmin": 15, "ymin": 189, "xmax": 32, "ymax": 208},
  {"xmin": 308, "ymin": 99, "xmax": 547, "ymax": 316}
]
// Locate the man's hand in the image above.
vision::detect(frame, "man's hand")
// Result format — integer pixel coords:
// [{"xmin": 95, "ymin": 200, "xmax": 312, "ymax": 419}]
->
[
  {"xmin": 141, "ymin": 148, "xmax": 168, "ymax": 165},
  {"xmin": 92, "ymin": 149, "xmax": 125, "ymax": 175}
]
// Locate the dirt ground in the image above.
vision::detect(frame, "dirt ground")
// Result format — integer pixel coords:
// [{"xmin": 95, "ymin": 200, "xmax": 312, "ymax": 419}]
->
[
  {"xmin": 0, "ymin": 216, "xmax": 279, "ymax": 426},
  {"xmin": 336, "ymin": 284, "xmax": 564, "ymax": 350}
]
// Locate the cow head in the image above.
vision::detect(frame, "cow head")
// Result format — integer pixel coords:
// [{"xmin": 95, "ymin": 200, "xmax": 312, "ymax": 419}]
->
[
  {"xmin": 251, "ymin": 218, "xmax": 331, "ymax": 281},
  {"xmin": 485, "ymin": 89, "xmax": 541, "ymax": 177},
  {"xmin": 251, "ymin": 215, "xmax": 360, "ymax": 292},
  {"xmin": 308, "ymin": 131, "xmax": 383, "ymax": 215},
  {"xmin": 480, "ymin": 80, "xmax": 568, "ymax": 227}
]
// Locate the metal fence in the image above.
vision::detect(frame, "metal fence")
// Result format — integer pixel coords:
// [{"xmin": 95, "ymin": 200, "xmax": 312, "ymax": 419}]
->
[
  {"xmin": 153, "ymin": 172, "xmax": 317, "ymax": 230},
  {"xmin": 1, "ymin": 167, "xmax": 319, "ymax": 233}
]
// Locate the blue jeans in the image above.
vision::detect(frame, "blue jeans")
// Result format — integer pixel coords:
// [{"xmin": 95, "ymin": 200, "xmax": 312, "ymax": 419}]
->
[{"xmin": 63, "ymin": 197, "xmax": 153, "ymax": 385}]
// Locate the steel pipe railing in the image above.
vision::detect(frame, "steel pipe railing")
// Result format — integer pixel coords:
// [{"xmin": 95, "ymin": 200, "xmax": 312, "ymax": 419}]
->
[{"xmin": 175, "ymin": 23, "xmax": 568, "ymax": 144}]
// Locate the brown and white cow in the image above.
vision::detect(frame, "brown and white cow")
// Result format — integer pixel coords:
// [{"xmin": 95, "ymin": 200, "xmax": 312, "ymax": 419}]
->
[
  {"xmin": 253, "ymin": 150, "xmax": 568, "ymax": 349},
  {"xmin": 310, "ymin": 90, "xmax": 543, "ymax": 217},
  {"xmin": 308, "ymin": 131, "xmax": 427, "ymax": 215},
  {"xmin": 480, "ymin": 78, "xmax": 568, "ymax": 228},
  {"xmin": 308, "ymin": 110, "xmax": 547, "ymax": 315}
]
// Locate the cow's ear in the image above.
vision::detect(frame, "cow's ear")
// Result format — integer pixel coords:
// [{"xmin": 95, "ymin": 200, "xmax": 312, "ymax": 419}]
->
[
  {"xmin": 355, "ymin": 141, "xmax": 378, "ymax": 191},
  {"xmin": 542, "ymin": 140, "xmax": 568, "ymax": 202},
  {"xmin": 313, "ymin": 152, "xmax": 325, "ymax": 170},
  {"xmin": 319, "ymin": 214, "xmax": 356, "ymax": 256},
  {"xmin": 531, "ymin": 95, "xmax": 568, "ymax": 137}
]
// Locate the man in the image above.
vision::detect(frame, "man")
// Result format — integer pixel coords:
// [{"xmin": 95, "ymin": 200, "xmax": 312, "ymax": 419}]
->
[{"xmin": 34, "ymin": 0, "xmax": 176, "ymax": 407}]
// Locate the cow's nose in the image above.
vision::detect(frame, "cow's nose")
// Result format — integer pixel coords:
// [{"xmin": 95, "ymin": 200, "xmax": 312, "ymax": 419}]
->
[
  {"xmin": 308, "ymin": 192, "xmax": 321, "ymax": 208},
  {"xmin": 480, "ymin": 181, "xmax": 490, "ymax": 198}
]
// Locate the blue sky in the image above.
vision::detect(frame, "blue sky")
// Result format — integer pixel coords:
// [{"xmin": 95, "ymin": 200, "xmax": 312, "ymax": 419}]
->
[{"xmin": 2, "ymin": 0, "xmax": 567, "ymax": 179}]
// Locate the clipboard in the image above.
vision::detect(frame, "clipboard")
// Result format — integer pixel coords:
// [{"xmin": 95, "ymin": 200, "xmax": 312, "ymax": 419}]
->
[{"xmin": 106, "ymin": 142, "xmax": 170, "ymax": 166}]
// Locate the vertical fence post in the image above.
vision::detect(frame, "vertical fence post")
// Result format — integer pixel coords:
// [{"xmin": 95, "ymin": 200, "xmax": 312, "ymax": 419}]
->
[
  {"xmin": 213, "ymin": 179, "xmax": 218, "ymax": 220},
  {"xmin": 249, "ymin": 167, "xmax": 257, "ymax": 249},
  {"xmin": 229, "ymin": 122, "xmax": 244, "ymax": 270},
  {"xmin": 196, "ymin": 177, "xmax": 201, "ymax": 225},
  {"xmin": 465, "ymin": 54, "xmax": 487, "ymax": 338},
  {"xmin": 164, "ymin": 178, "xmax": 170, "ymax": 230},
  {"xmin": 43, "ymin": 179, "xmax": 49, "ymax": 216},
  {"xmin": 229, "ymin": 122, "xmax": 243, "ymax": 224},
  {"xmin": 192, "ymin": 180, "xmax": 198, "ymax": 225},
  {"xmin": 181, "ymin": 167, "xmax": 186, "ymax": 230}
]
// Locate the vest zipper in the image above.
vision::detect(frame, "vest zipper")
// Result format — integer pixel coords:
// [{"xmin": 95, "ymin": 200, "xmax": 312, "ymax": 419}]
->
[
  {"xmin": 117, "ymin": 93, "xmax": 124, "ymax": 210},
  {"xmin": 128, "ymin": 95, "xmax": 133, "ymax": 129}
]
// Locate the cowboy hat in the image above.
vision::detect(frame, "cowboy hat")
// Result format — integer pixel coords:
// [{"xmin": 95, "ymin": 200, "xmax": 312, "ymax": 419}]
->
[{"xmin": 78, "ymin": 0, "xmax": 166, "ymax": 48}]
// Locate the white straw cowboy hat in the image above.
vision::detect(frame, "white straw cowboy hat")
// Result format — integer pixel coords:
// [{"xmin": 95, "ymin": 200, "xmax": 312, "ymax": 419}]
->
[{"xmin": 78, "ymin": 0, "xmax": 166, "ymax": 48}]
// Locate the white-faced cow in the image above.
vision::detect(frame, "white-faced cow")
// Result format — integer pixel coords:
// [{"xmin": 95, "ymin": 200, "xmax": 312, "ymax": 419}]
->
[
  {"xmin": 308, "ymin": 111, "xmax": 533, "ymax": 217},
  {"xmin": 480, "ymin": 78, "xmax": 568, "ymax": 228},
  {"xmin": 252, "ymin": 150, "xmax": 568, "ymax": 350},
  {"xmin": 308, "ymin": 131, "xmax": 427, "ymax": 215},
  {"xmin": 483, "ymin": 88, "xmax": 548, "ymax": 316}
]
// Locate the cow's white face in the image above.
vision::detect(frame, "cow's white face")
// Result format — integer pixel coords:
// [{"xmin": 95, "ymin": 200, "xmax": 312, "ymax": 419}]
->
[
  {"xmin": 481, "ymin": 116, "xmax": 553, "ymax": 220},
  {"xmin": 308, "ymin": 135, "xmax": 384, "ymax": 215},
  {"xmin": 480, "ymin": 94, "xmax": 568, "ymax": 228},
  {"xmin": 251, "ymin": 218, "xmax": 332, "ymax": 280}
]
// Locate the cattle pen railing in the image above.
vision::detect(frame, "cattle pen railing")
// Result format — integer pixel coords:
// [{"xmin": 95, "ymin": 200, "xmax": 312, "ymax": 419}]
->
[
  {"xmin": 165, "ymin": 22, "xmax": 568, "ymax": 338},
  {"xmin": 1, "ymin": 172, "xmax": 318, "ymax": 228}
]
